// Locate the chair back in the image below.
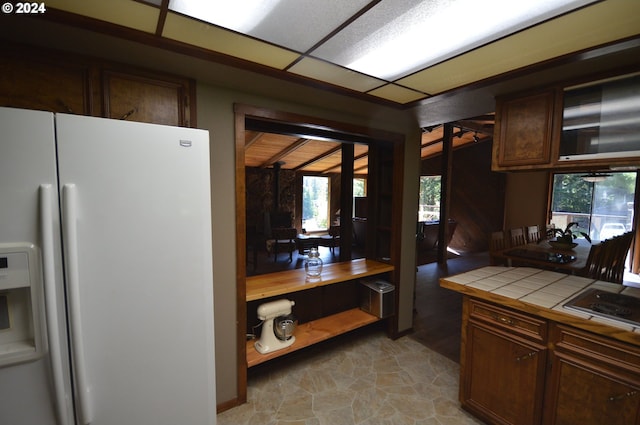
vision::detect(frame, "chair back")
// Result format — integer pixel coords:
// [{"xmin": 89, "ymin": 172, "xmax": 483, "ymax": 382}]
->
[
  {"xmin": 489, "ymin": 231, "xmax": 509, "ymax": 265},
  {"xmin": 273, "ymin": 227, "xmax": 297, "ymax": 241},
  {"xmin": 583, "ymin": 231, "xmax": 634, "ymax": 284},
  {"xmin": 526, "ymin": 225, "xmax": 541, "ymax": 243},
  {"xmin": 510, "ymin": 227, "xmax": 527, "ymax": 247},
  {"xmin": 490, "ymin": 231, "xmax": 508, "ymax": 251}
]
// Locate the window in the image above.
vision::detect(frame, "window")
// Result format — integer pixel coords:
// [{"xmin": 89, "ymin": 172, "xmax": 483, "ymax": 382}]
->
[
  {"xmin": 302, "ymin": 176, "xmax": 329, "ymax": 232},
  {"xmin": 550, "ymin": 172, "xmax": 636, "ymax": 240},
  {"xmin": 418, "ymin": 176, "xmax": 441, "ymax": 221},
  {"xmin": 352, "ymin": 177, "xmax": 367, "ymax": 219},
  {"xmin": 353, "ymin": 178, "xmax": 366, "ymax": 198}
]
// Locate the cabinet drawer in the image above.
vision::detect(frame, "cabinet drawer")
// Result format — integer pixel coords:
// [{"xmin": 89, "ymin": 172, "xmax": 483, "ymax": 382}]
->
[
  {"xmin": 469, "ymin": 299, "xmax": 547, "ymax": 343},
  {"xmin": 552, "ymin": 324, "xmax": 640, "ymax": 375}
]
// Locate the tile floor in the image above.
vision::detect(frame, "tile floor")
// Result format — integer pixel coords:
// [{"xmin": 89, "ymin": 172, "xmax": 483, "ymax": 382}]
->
[{"xmin": 217, "ymin": 326, "xmax": 484, "ymax": 425}]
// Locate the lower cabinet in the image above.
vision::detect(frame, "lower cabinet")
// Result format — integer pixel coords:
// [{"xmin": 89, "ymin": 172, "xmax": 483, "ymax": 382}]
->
[
  {"xmin": 460, "ymin": 297, "xmax": 640, "ymax": 425},
  {"xmin": 543, "ymin": 324, "xmax": 640, "ymax": 425},
  {"xmin": 461, "ymin": 299, "xmax": 547, "ymax": 425}
]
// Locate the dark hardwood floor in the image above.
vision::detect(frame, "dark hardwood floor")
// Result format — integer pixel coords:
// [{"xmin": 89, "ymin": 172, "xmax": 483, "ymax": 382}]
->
[{"xmin": 410, "ymin": 252, "xmax": 490, "ymax": 363}]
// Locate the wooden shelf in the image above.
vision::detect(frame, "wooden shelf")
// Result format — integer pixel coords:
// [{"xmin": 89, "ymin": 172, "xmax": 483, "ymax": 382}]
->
[
  {"xmin": 246, "ymin": 258, "xmax": 394, "ymax": 301},
  {"xmin": 246, "ymin": 308, "xmax": 380, "ymax": 367}
]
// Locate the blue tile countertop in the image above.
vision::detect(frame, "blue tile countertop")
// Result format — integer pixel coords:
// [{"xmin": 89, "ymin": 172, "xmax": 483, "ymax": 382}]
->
[{"xmin": 440, "ymin": 266, "xmax": 640, "ymax": 346}]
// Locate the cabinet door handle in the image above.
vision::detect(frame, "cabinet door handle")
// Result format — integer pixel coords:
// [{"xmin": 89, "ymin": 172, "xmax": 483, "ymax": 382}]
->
[
  {"xmin": 608, "ymin": 390, "xmax": 638, "ymax": 402},
  {"xmin": 491, "ymin": 313, "xmax": 515, "ymax": 326},
  {"xmin": 57, "ymin": 99, "xmax": 74, "ymax": 114},
  {"xmin": 120, "ymin": 107, "xmax": 137, "ymax": 120},
  {"xmin": 516, "ymin": 351, "xmax": 537, "ymax": 362}
]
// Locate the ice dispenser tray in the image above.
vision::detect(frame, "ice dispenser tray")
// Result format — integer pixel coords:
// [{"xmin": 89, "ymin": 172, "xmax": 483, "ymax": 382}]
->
[{"xmin": 360, "ymin": 279, "xmax": 395, "ymax": 318}]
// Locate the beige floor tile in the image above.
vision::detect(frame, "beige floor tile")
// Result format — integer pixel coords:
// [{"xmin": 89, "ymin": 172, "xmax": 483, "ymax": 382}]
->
[{"xmin": 217, "ymin": 329, "xmax": 484, "ymax": 425}]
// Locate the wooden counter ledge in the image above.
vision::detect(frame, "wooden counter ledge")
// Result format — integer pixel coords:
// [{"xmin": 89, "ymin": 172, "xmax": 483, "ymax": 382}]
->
[
  {"xmin": 246, "ymin": 258, "xmax": 394, "ymax": 301},
  {"xmin": 246, "ymin": 308, "xmax": 380, "ymax": 367}
]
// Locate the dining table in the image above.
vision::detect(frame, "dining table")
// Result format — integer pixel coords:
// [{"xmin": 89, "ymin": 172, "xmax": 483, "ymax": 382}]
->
[{"xmin": 493, "ymin": 238, "xmax": 595, "ymax": 274}]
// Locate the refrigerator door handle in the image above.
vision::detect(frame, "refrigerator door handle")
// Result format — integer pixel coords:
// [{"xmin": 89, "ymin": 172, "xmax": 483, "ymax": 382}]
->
[
  {"xmin": 40, "ymin": 184, "xmax": 72, "ymax": 425},
  {"xmin": 63, "ymin": 183, "xmax": 93, "ymax": 425}
]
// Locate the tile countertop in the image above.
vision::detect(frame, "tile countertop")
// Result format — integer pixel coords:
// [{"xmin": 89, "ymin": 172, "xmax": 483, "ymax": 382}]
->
[{"xmin": 439, "ymin": 266, "xmax": 640, "ymax": 347}]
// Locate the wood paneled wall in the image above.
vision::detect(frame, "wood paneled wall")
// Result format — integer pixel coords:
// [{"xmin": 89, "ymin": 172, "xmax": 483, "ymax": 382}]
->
[
  {"xmin": 245, "ymin": 167, "xmax": 296, "ymax": 235},
  {"xmin": 421, "ymin": 141, "xmax": 505, "ymax": 253}
]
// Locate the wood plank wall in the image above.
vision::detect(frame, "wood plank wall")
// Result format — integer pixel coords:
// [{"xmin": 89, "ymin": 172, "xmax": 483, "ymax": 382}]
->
[{"xmin": 421, "ymin": 141, "xmax": 505, "ymax": 253}]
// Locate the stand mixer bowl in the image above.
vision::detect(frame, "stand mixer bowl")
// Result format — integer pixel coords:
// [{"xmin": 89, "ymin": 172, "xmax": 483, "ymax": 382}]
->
[{"xmin": 273, "ymin": 314, "xmax": 297, "ymax": 341}]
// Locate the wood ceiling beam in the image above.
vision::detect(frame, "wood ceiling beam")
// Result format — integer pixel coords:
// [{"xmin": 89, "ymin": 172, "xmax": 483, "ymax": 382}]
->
[
  {"xmin": 245, "ymin": 132, "xmax": 264, "ymax": 148},
  {"xmin": 420, "ymin": 130, "xmax": 465, "ymax": 148},
  {"xmin": 260, "ymin": 138, "xmax": 310, "ymax": 168},
  {"xmin": 293, "ymin": 145, "xmax": 342, "ymax": 171},
  {"xmin": 320, "ymin": 151, "xmax": 369, "ymax": 174},
  {"xmin": 455, "ymin": 120, "xmax": 494, "ymax": 135}
]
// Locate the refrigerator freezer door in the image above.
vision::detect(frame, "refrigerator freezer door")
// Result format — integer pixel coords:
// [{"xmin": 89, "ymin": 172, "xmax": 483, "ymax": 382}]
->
[
  {"xmin": 0, "ymin": 107, "xmax": 74, "ymax": 425},
  {"xmin": 55, "ymin": 114, "xmax": 216, "ymax": 425}
]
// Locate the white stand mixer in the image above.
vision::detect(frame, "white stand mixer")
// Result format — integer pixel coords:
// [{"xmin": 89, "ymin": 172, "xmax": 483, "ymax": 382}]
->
[{"xmin": 255, "ymin": 299, "xmax": 296, "ymax": 354}]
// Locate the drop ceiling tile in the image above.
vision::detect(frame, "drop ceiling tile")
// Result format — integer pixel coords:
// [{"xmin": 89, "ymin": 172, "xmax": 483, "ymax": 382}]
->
[
  {"xmin": 47, "ymin": 0, "xmax": 159, "ymax": 32},
  {"xmin": 312, "ymin": 0, "xmax": 597, "ymax": 81},
  {"xmin": 397, "ymin": 0, "xmax": 640, "ymax": 94},
  {"xmin": 368, "ymin": 84, "xmax": 427, "ymax": 104},
  {"xmin": 169, "ymin": 0, "xmax": 371, "ymax": 53},
  {"xmin": 163, "ymin": 12, "xmax": 300, "ymax": 69},
  {"xmin": 288, "ymin": 57, "xmax": 385, "ymax": 93}
]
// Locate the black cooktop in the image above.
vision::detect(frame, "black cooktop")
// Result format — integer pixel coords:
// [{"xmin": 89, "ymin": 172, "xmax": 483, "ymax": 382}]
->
[{"xmin": 563, "ymin": 289, "xmax": 640, "ymax": 327}]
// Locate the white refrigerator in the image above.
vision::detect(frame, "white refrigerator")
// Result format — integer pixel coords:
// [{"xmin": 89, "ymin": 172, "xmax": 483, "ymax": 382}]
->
[{"xmin": 0, "ymin": 106, "xmax": 217, "ymax": 425}]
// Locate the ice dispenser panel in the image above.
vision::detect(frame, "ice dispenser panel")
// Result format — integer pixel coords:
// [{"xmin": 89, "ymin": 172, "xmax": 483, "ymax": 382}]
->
[{"xmin": 0, "ymin": 243, "xmax": 46, "ymax": 367}]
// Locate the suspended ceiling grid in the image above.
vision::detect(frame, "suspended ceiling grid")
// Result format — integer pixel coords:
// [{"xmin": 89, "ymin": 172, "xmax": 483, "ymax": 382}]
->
[{"xmin": 42, "ymin": 0, "xmax": 640, "ymax": 106}]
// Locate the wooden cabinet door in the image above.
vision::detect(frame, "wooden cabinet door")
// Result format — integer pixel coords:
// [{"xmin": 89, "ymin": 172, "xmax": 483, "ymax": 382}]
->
[
  {"xmin": 102, "ymin": 70, "xmax": 192, "ymax": 127},
  {"xmin": 545, "ymin": 324, "xmax": 640, "ymax": 425},
  {"xmin": 545, "ymin": 352, "xmax": 640, "ymax": 425},
  {"xmin": 0, "ymin": 47, "xmax": 91, "ymax": 115},
  {"xmin": 461, "ymin": 299, "xmax": 548, "ymax": 425},
  {"xmin": 493, "ymin": 89, "xmax": 557, "ymax": 170},
  {"xmin": 462, "ymin": 322, "xmax": 547, "ymax": 425}
]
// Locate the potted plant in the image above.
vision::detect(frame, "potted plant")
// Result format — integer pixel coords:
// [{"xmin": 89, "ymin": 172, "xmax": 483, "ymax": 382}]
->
[{"xmin": 547, "ymin": 222, "xmax": 591, "ymax": 244}]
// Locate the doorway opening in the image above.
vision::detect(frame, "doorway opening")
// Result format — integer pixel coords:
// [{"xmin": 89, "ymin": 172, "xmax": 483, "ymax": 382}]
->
[{"xmin": 234, "ymin": 103, "xmax": 404, "ymax": 406}]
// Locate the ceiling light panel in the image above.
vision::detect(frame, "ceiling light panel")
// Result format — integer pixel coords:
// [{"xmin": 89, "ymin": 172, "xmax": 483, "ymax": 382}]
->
[
  {"xmin": 47, "ymin": 0, "xmax": 160, "ymax": 33},
  {"xmin": 163, "ymin": 12, "xmax": 300, "ymax": 69},
  {"xmin": 368, "ymin": 84, "xmax": 427, "ymax": 104},
  {"xmin": 311, "ymin": 0, "xmax": 598, "ymax": 81},
  {"xmin": 168, "ymin": 0, "xmax": 371, "ymax": 53},
  {"xmin": 288, "ymin": 57, "xmax": 385, "ymax": 92},
  {"xmin": 396, "ymin": 0, "xmax": 640, "ymax": 95}
]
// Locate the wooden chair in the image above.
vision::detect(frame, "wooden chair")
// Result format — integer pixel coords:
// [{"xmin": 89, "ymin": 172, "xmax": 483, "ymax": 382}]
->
[
  {"xmin": 510, "ymin": 227, "xmax": 527, "ymax": 247},
  {"xmin": 272, "ymin": 227, "xmax": 297, "ymax": 262},
  {"xmin": 319, "ymin": 225, "xmax": 340, "ymax": 254},
  {"xmin": 582, "ymin": 231, "xmax": 634, "ymax": 284},
  {"xmin": 489, "ymin": 231, "xmax": 509, "ymax": 265},
  {"xmin": 526, "ymin": 225, "xmax": 541, "ymax": 243}
]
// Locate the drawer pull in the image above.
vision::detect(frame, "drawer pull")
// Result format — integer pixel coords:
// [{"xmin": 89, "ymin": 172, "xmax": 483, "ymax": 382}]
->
[
  {"xmin": 491, "ymin": 313, "xmax": 515, "ymax": 326},
  {"xmin": 608, "ymin": 390, "xmax": 638, "ymax": 402},
  {"xmin": 516, "ymin": 351, "xmax": 537, "ymax": 362}
]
